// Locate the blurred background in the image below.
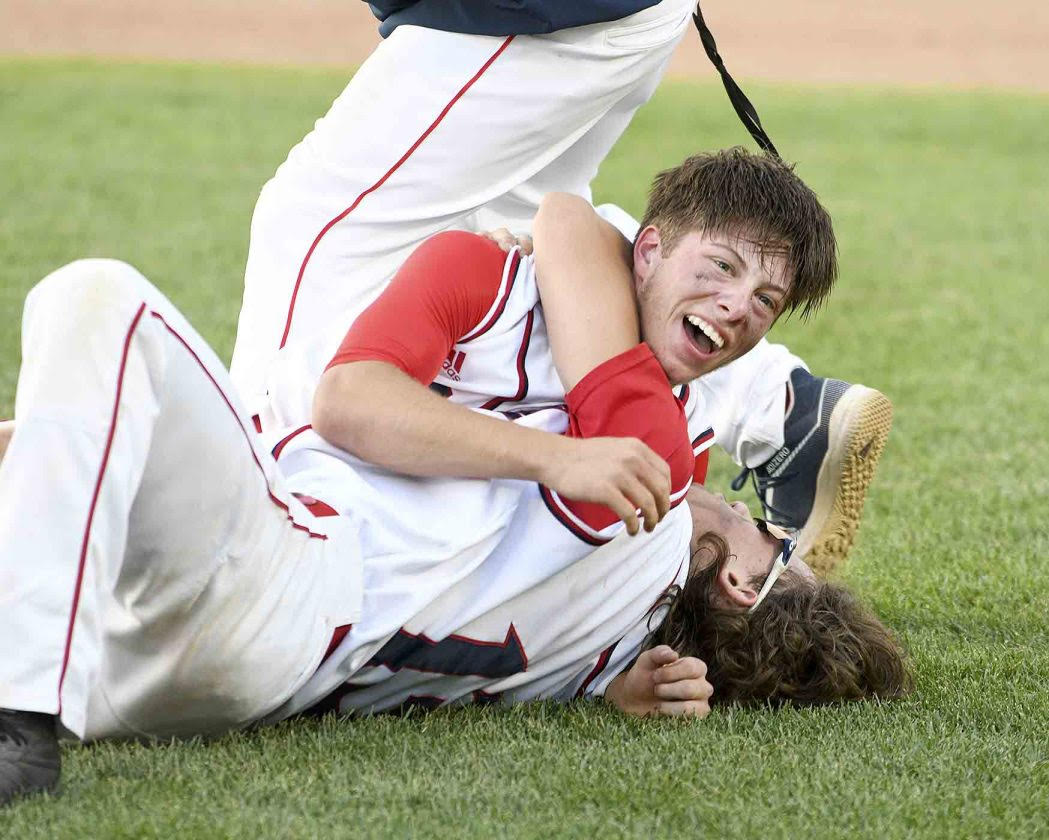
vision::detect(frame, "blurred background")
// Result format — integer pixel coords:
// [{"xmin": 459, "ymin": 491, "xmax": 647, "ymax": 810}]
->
[{"xmin": 2, "ymin": 0, "xmax": 1047, "ymax": 90}]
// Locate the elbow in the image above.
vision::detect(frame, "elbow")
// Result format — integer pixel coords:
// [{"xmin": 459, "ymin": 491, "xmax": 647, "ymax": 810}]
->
[
  {"xmin": 535, "ymin": 192, "xmax": 592, "ymax": 232},
  {"xmin": 312, "ymin": 366, "xmax": 368, "ymax": 453}
]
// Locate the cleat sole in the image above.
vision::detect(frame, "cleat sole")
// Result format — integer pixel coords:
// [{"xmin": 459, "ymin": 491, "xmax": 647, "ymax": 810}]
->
[{"xmin": 796, "ymin": 386, "xmax": 893, "ymax": 575}]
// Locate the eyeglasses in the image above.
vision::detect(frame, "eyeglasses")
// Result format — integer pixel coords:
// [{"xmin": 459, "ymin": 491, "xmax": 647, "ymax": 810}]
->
[{"xmin": 749, "ymin": 519, "xmax": 797, "ymax": 613}]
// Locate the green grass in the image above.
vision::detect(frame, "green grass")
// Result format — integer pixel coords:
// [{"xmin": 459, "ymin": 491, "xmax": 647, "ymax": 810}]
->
[{"xmin": 2, "ymin": 59, "xmax": 1049, "ymax": 838}]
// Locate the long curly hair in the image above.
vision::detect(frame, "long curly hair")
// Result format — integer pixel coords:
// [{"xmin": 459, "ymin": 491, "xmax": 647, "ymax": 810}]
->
[{"xmin": 646, "ymin": 533, "xmax": 912, "ymax": 706}]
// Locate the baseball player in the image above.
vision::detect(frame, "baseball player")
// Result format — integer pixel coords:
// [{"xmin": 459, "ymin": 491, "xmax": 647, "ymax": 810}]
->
[
  {"xmin": 230, "ymin": 0, "xmax": 892, "ymax": 571},
  {"xmin": 302, "ymin": 149, "xmax": 827, "ymax": 535},
  {"xmin": 0, "ymin": 254, "xmax": 907, "ymax": 805}
]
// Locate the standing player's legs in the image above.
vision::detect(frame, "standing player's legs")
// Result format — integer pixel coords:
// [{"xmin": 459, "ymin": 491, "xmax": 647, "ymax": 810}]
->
[
  {"xmin": 231, "ymin": 0, "xmax": 696, "ymax": 430},
  {"xmin": 0, "ymin": 260, "xmax": 358, "ymax": 766}
]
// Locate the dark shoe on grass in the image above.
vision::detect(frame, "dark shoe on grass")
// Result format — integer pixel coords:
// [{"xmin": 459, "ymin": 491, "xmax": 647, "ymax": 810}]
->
[
  {"xmin": 733, "ymin": 367, "xmax": 893, "ymax": 575},
  {"xmin": 0, "ymin": 709, "xmax": 60, "ymax": 806}
]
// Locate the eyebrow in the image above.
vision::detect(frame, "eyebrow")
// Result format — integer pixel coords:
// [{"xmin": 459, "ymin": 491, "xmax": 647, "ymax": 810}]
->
[
  {"xmin": 713, "ymin": 243, "xmax": 746, "ymax": 268},
  {"xmin": 763, "ymin": 278, "xmax": 790, "ymax": 296},
  {"xmin": 712, "ymin": 240, "xmax": 791, "ymax": 301}
]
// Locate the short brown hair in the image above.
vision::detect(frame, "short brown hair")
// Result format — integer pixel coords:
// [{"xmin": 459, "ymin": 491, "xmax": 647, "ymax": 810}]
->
[
  {"xmin": 637, "ymin": 148, "xmax": 838, "ymax": 318},
  {"xmin": 647, "ymin": 534, "xmax": 912, "ymax": 706}
]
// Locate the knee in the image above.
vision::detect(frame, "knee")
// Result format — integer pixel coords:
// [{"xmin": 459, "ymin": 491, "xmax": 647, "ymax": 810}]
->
[
  {"xmin": 24, "ymin": 259, "xmax": 155, "ymax": 341},
  {"xmin": 28, "ymin": 258, "xmax": 150, "ymax": 314}
]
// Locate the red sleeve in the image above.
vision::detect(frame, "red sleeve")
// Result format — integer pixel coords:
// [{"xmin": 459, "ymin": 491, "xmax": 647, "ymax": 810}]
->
[
  {"xmin": 693, "ymin": 450, "xmax": 710, "ymax": 485},
  {"xmin": 327, "ymin": 231, "xmax": 510, "ymax": 383},
  {"xmin": 543, "ymin": 344, "xmax": 695, "ymax": 539}
]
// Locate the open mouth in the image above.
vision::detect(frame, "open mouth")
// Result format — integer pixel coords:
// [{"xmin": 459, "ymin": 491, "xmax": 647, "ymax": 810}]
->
[{"xmin": 683, "ymin": 314, "xmax": 724, "ymax": 355}]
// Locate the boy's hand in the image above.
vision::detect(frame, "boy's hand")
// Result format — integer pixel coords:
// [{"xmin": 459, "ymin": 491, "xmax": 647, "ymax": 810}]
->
[
  {"xmin": 481, "ymin": 227, "xmax": 533, "ymax": 255},
  {"xmin": 542, "ymin": 436, "xmax": 671, "ymax": 535},
  {"xmin": 606, "ymin": 645, "xmax": 713, "ymax": 718}
]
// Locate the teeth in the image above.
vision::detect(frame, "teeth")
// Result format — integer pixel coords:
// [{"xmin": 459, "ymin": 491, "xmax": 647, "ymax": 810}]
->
[{"xmin": 685, "ymin": 315, "xmax": 724, "ymax": 349}]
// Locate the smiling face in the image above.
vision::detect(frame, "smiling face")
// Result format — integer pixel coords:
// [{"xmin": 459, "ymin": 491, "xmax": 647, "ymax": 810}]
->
[
  {"xmin": 632, "ymin": 226, "xmax": 792, "ymax": 385},
  {"xmin": 685, "ymin": 485, "xmax": 813, "ymax": 610}
]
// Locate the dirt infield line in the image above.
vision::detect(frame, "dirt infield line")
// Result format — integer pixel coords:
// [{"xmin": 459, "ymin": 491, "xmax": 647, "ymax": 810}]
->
[{"xmin": 2, "ymin": 0, "xmax": 1047, "ymax": 90}]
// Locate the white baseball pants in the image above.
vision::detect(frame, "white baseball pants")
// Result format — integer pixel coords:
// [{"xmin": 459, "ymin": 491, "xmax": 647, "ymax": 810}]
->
[
  {"xmin": 0, "ymin": 260, "xmax": 360, "ymax": 741},
  {"xmin": 231, "ymin": 0, "xmax": 698, "ymax": 429},
  {"xmin": 231, "ymin": 0, "xmax": 803, "ymax": 466}
]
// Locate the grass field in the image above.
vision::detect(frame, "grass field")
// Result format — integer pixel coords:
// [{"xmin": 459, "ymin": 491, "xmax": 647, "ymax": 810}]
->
[{"xmin": 1, "ymin": 59, "xmax": 1048, "ymax": 838}]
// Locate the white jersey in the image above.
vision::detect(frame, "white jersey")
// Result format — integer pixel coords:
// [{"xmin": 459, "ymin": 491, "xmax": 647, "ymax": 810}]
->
[
  {"xmin": 271, "ymin": 239, "xmax": 717, "ymax": 465},
  {"xmin": 267, "ymin": 432, "xmax": 691, "ymax": 719},
  {"xmin": 259, "ymin": 230, "xmax": 713, "ymax": 717}
]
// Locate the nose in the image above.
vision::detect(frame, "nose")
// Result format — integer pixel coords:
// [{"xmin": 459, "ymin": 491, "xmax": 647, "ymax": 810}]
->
[
  {"xmin": 729, "ymin": 500, "xmax": 750, "ymax": 517},
  {"xmin": 715, "ymin": 285, "xmax": 749, "ymax": 322}
]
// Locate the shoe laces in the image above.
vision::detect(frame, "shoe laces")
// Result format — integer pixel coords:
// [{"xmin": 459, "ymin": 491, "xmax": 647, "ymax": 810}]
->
[{"xmin": 731, "ymin": 465, "xmax": 797, "ymax": 524}]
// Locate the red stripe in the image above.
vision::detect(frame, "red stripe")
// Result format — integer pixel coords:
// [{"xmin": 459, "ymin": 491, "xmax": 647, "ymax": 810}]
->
[
  {"xmin": 541, "ymin": 475, "xmax": 691, "ymax": 547},
  {"xmin": 322, "ymin": 624, "xmax": 352, "ymax": 662},
  {"xmin": 58, "ymin": 303, "xmax": 147, "ymax": 710},
  {"xmin": 272, "ymin": 423, "xmax": 312, "ymax": 460},
  {"xmin": 575, "ymin": 643, "xmax": 616, "ymax": 698},
  {"xmin": 539, "ymin": 485, "xmax": 607, "ymax": 547},
  {"xmin": 479, "ymin": 305, "xmax": 534, "ymax": 412},
  {"xmin": 461, "ymin": 250, "xmax": 521, "ymax": 342},
  {"xmin": 294, "ymin": 495, "xmax": 339, "ymax": 518},
  {"xmin": 278, "ymin": 35, "xmax": 516, "ymax": 349},
  {"xmin": 691, "ymin": 428, "xmax": 714, "ymax": 449},
  {"xmin": 150, "ymin": 312, "xmax": 329, "ymax": 541},
  {"xmin": 693, "ymin": 449, "xmax": 710, "ymax": 485}
]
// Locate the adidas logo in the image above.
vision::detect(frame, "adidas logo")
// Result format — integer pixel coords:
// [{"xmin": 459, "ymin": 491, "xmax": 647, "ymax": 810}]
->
[{"xmin": 441, "ymin": 349, "xmax": 466, "ymax": 382}]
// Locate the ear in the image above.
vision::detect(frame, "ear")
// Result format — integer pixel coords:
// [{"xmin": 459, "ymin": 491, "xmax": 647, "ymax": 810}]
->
[
  {"xmin": 631, "ymin": 225, "xmax": 662, "ymax": 286},
  {"xmin": 716, "ymin": 562, "xmax": 759, "ymax": 609}
]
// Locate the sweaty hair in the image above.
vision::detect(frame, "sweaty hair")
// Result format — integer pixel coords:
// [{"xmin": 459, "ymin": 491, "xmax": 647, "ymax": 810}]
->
[
  {"xmin": 647, "ymin": 533, "xmax": 912, "ymax": 706},
  {"xmin": 637, "ymin": 148, "xmax": 838, "ymax": 318}
]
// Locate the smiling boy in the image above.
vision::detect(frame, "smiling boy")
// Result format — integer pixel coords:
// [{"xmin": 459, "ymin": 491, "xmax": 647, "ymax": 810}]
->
[{"xmin": 311, "ymin": 148, "xmax": 835, "ymax": 532}]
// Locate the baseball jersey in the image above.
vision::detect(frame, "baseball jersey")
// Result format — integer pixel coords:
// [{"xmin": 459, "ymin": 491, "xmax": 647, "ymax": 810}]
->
[
  {"xmin": 327, "ymin": 231, "xmax": 716, "ymax": 482},
  {"xmin": 262, "ymin": 230, "xmax": 718, "ymax": 717},
  {"xmin": 267, "ymin": 343, "xmax": 694, "ymax": 719}
]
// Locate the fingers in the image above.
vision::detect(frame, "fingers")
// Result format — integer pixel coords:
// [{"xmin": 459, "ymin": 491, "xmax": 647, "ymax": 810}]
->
[
  {"xmin": 651, "ymin": 656, "xmax": 712, "ymax": 704},
  {"xmin": 481, "ymin": 228, "xmax": 533, "ymax": 254},
  {"xmin": 620, "ymin": 474, "xmax": 660, "ymax": 534},
  {"xmin": 481, "ymin": 228, "xmax": 516, "ymax": 252},
  {"xmin": 654, "ymin": 678, "xmax": 713, "ymax": 703},
  {"xmin": 618, "ymin": 441, "xmax": 671, "ymax": 533},
  {"xmin": 655, "ymin": 699, "xmax": 711, "ymax": 719},
  {"xmin": 603, "ymin": 490, "xmax": 641, "ymax": 536},
  {"xmin": 653, "ymin": 656, "xmax": 707, "ymax": 684},
  {"xmin": 639, "ymin": 645, "xmax": 679, "ymax": 670}
]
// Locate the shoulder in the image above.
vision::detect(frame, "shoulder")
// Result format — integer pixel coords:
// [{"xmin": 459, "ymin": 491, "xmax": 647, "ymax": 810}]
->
[{"xmin": 417, "ymin": 230, "xmax": 506, "ymax": 260}]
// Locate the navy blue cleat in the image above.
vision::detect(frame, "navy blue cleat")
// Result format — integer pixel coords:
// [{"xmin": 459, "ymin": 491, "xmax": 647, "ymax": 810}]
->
[
  {"xmin": 0, "ymin": 709, "xmax": 60, "ymax": 806},
  {"xmin": 733, "ymin": 367, "xmax": 893, "ymax": 574}
]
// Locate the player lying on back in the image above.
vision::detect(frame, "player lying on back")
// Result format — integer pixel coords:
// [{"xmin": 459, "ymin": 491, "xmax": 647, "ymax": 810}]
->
[{"xmin": 0, "ymin": 250, "xmax": 908, "ymax": 805}]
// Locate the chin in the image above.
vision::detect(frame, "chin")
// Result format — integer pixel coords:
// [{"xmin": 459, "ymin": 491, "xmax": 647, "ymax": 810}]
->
[{"xmin": 670, "ymin": 359, "xmax": 714, "ymax": 386}]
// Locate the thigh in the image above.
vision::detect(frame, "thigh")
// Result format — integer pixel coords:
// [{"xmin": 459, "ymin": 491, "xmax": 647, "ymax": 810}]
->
[
  {"xmin": 57, "ymin": 268, "xmax": 361, "ymax": 740},
  {"xmin": 232, "ymin": 0, "xmax": 693, "ymax": 425}
]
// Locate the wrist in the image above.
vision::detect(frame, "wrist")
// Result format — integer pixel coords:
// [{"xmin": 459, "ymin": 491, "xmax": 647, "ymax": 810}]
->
[
  {"xmin": 604, "ymin": 672, "xmax": 629, "ymax": 712},
  {"xmin": 523, "ymin": 429, "xmax": 568, "ymax": 486}
]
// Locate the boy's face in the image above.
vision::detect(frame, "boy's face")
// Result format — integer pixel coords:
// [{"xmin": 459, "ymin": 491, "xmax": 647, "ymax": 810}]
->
[{"xmin": 632, "ymin": 226, "xmax": 792, "ymax": 385}]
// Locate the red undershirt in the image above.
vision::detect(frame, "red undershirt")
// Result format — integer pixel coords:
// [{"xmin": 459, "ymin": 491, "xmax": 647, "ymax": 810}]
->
[{"xmin": 327, "ymin": 231, "xmax": 697, "ymax": 531}]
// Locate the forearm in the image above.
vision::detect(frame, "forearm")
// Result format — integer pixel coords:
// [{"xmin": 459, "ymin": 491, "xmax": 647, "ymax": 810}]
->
[
  {"xmin": 533, "ymin": 192, "xmax": 639, "ymax": 391},
  {"xmin": 314, "ymin": 361, "xmax": 566, "ymax": 481}
]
